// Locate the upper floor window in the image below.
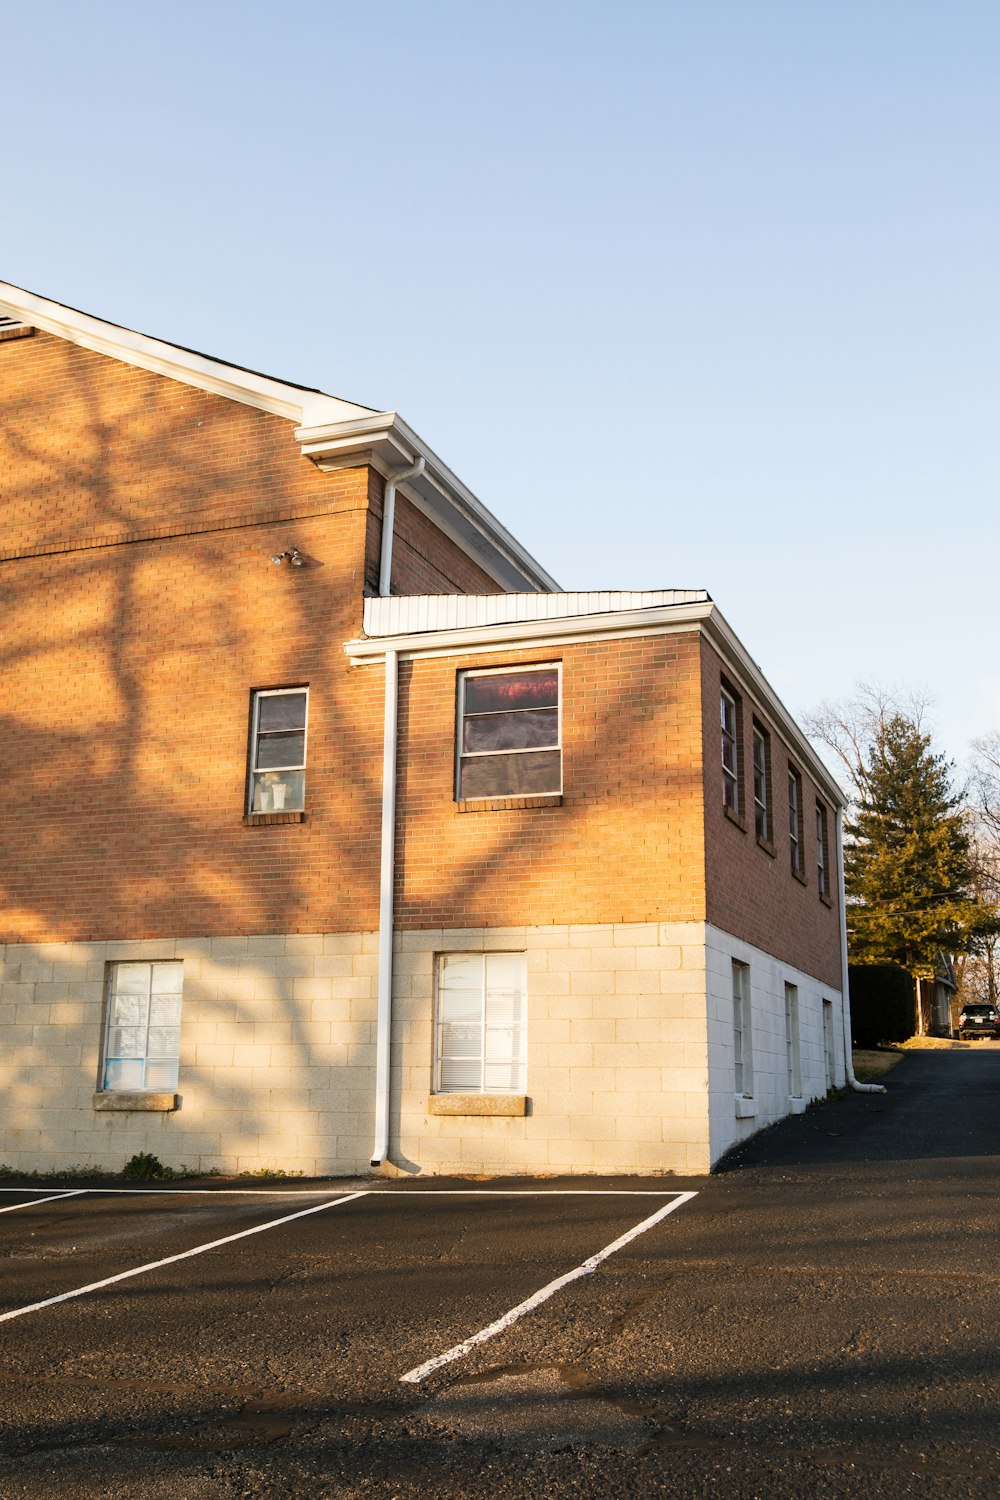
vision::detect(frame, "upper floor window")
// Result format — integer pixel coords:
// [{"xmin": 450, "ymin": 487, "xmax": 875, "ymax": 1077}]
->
[
  {"xmin": 752, "ymin": 719, "xmax": 771, "ymax": 841},
  {"xmin": 249, "ymin": 688, "xmax": 308, "ymax": 813},
  {"xmin": 103, "ymin": 961, "xmax": 183, "ymax": 1092},
  {"xmin": 816, "ymin": 799, "xmax": 830, "ymax": 899},
  {"xmin": 721, "ymin": 684, "xmax": 741, "ymax": 812},
  {"xmin": 456, "ymin": 666, "xmax": 561, "ymax": 800},
  {"xmin": 788, "ymin": 766, "xmax": 804, "ymax": 876}
]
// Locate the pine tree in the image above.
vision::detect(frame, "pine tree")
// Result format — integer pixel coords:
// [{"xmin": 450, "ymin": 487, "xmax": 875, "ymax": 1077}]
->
[{"xmin": 845, "ymin": 715, "xmax": 996, "ymax": 976}]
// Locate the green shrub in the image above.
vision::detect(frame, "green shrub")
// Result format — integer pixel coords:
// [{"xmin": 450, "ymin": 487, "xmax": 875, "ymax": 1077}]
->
[
  {"xmin": 848, "ymin": 963, "xmax": 914, "ymax": 1047},
  {"xmin": 121, "ymin": 1151, "xmax": 167, "ymax": 1179}
]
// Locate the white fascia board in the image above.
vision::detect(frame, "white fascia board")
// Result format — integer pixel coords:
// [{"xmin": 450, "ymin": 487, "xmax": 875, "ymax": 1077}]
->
[
  {"xmin": 295, "ymin": 410, "xmax": 559, "ymax": 593},
  {"xmin": 0, "ymin": 282, "xmax": 369, "ymax": 427},
  {"xmin": 701, "ymin": 609, "xmax": 846, "ymax": 810},
  {"xmin": 344, "ymin": 601, "xmax": 845, "ymax": 809}
]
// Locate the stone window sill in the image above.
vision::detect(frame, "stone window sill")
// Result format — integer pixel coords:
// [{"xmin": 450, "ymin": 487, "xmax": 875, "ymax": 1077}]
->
[
  {"xmin": 734, "ymin": 1094, "xmax": 757, "ymax": 1119},
  {"xmin": 724, "ymin": 803, "xmax": 746, "ymax": 832},
  {"xmin": 92, "ymin": 1091, "xmax": 179, "ymax": 1113},
  {"xmin": 788, "ymin": 1096, "xmax": 808, "ymax": 1114},
  {"xmin": 456, "ymin": 796, "xmax": 562, "ymax": 814},
  {"xmin": 756, "ymin": 834, "xmax": 776, "ymax": 858},
  {"xmin": 427, "ymin": 1093, "xmax": 528, "ymax": 1117},
  {"xmin": 791, "ymin": 866, "xmax": 807, "ymax": 886},
  {"xmin": 243, "ymin": 811, "xmax": 306, "ymax": 827},
  {"xmin": 819, "ymin": 890, "xmax": 833, "ymax": 908}
]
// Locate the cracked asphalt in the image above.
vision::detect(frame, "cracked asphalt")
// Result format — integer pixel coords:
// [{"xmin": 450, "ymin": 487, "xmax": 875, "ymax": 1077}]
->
[{"xmin": 0, "ymin": 1046, "xmax": 998, "ymax": 1498}]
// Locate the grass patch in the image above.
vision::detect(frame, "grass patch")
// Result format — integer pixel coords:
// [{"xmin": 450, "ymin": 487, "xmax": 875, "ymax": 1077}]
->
[{"xmin": 852, "ymin": 1048, "xmax": 905, "ymax": 1082}]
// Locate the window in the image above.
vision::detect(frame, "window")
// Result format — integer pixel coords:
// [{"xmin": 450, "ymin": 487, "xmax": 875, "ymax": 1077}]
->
[
  {"xmin": 816, "ymin": 799, "xmax": 830, "ymax": 899},
  {"xmin": 249, "ymin": 688, "xmax": 308, "ymax": 813},
  {"xmin": 822, "ymin": 998, "xmax": 836, "ymax": 1088},
  {"xmin": 788, "ymin": 767, "xmax": 804, "ymax": 876},
  {"xmin": 456, "ymin": 666, "xmax": 560, "ymax": 800},
  {"xmin": 784, "ymin": 982, "xmax": 802, "ymax": 1098},
  {"xmin": 721, "ymin": 685, "xmax": 741, "ymax": 812},
  {"xmin": 103, "ymin": 961, "xmax": 183, "ymax": 1092},
  {"xmin": 752, "ymin": 719, "xmax": 771, "ymax": 841},
  {"xmin": 435, "ymin": 952, "xmax": 527, "ymax": 1093},
  {"xmin": 732, "ymin": 959, "xmax": 752, "ymax": 1096}
]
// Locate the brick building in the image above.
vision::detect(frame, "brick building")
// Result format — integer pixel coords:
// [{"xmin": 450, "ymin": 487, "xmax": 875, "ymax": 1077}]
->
[{"xmin": 0, "ymin": 283, "xmax": 847, "ymax": 1178}]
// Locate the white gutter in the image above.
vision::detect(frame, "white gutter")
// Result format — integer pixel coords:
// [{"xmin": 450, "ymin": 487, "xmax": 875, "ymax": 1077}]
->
[
  {"xmin": 836, "ymin": 807, "xmax": 886, "ymax": 1094},
  {"xmin": 378, "ymin": 457, "xmax": 426, "ymax": 597},
  {"xmin": 371, "ymin": 648, "xmax": 399, "ymax": 1165}
]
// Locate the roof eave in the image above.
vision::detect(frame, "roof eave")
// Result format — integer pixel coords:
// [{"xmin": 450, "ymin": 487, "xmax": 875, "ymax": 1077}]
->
[{"xmin": 295, "ymin": 411, "xmax": 559, "ymax": 593}]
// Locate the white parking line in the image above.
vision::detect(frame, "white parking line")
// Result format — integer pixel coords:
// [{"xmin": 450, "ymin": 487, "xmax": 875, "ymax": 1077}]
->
[
  {"xmin": 0, "ymin": 1190, "xmax": 367, "ymax": 1325},
  {"xmin": 0, "ymin": 1190, "xmax": 87, "ymax": 1214},
  {"xmin": 399, "ymin": 1189, "xmax": 697, "ymax": 1383}
]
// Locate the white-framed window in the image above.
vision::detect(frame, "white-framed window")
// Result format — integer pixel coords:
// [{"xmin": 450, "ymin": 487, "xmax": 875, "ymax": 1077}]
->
[
  {"xmin": 435, "ymin": 952, "xmax": 527, "ymax": 1093},
  {"xmin": 721, "ymin": 685, "xmax": 740, "ymax": 812},
  {"xmin": 103, "ymin": 961, "xmax": 183, "ymax": 1092},
  {"xmin": 752, "ymin": 719, "xmax": 770, "ymax": 841},
  {"xmin": 456, "ymin": 665, "xmax": 561, "ymax": 800},
  {"xmin": 784, "ymin": 981, "xmax": 802, "ymax": 1098},
  {"xmin": 788, "ymin": 766, "xmax": 804, "ymax": 876},
  {"xmin": 816, "ymin": 799, "xmax": 830, "ymax": 898},
  {"xmin": 249, "ymin": 687, "xmax": 308, "ymax": 813},
  {"xmin": 732, "ymin": 959, "xmax": 752, "ymax": 1097},
  {"xmin": 822, "ymin": 997, "xmax": 836, "ymax": 1088}
]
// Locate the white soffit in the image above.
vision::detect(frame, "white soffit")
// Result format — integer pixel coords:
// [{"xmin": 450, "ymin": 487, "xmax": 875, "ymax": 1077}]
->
[{"xmin": 0, "ymin": 281, "xmax": 372, "ymax": 426}]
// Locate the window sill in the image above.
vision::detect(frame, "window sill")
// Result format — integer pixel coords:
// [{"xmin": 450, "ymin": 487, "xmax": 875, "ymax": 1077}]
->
[
  {"xmin": 427, "ymin": 1093, "xmax": 528, "ymax": 1117},
  {"xmin": 819, "ymin": 890, "xmax": 833, "ymax": 908},
  {"xmin": 92, "ymin": 1091, "xmax": 179, "ymax": 1113},
  {"xmin": 734, "ymin": 1095, "xmax": 757, "ymax": 1118},
  {"xmin": 456, "ymin": 795, "xmax": 562, "ymax": 813},
  {"xmin": 243, "ymin": 811, "xmax": 306, "ymax": 826},
  {"xmin": 787, "ymin": 1096, "xmax": 807, "ymax": 1114},
  {"xmin": 791, "ymin": 866, "xmax": 807, "ymax": 886},
  {"xmin": 724, "ymin": 804, "xmax": 747, "ymax": 832},
  {"xmin": 756, "ymin": 834, "xmax": 776, "ymax": 858}
]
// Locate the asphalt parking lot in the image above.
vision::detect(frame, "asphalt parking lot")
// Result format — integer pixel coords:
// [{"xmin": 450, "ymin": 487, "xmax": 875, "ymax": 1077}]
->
[{"xmin": 1, "ymin": 1048, "xmax": 999, "ymax": 1499}]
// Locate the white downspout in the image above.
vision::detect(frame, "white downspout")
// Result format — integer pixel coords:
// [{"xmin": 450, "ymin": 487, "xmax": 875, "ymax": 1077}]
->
[
  {"xmin": 378, "ymin": 456, "xmax": 426, "ymax": 597},
  {"xmin": 371, "ymin": 647, "xmax": 399, "ymax": 1165},
  {"xmin": 836, "ymin": 806, "xmax": 886, "ymax": 1093}
]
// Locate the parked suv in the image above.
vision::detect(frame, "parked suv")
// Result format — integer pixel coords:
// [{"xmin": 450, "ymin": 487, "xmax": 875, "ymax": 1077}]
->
[{"xmin": 956, "ymin": 1004, "xmax": 1000, "ymax": 1040}]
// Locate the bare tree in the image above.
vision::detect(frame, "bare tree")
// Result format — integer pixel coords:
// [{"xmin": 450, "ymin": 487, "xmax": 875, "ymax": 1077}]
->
[{"xmin": 803, "ymin": 681, "xmax": 933, "ymax": 802}]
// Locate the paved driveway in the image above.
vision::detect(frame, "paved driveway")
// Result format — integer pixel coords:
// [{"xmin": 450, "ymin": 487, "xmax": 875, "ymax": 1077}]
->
[{"xmin": 1, "ymin": 1048, "xmax": 998, "ymax": 1498}]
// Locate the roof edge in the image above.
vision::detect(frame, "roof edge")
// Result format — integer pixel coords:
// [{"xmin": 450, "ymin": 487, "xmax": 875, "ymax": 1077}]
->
[{"xmin": 0, "ymin": 281, "xmax": 372, "ymax": 427}]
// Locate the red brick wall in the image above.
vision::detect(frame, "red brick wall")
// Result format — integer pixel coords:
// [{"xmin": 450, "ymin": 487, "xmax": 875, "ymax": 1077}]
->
[
  {"xmin": 700, "ymin": 638, "xmax": 842, "ymax": 986},
  {"xmin": 392, "ymin": 632, "xmax": 707, "ymax": 929},
  {"xmin": 364, "ymin": 473, "xmax": 500, "ymax": 595},
  {"xmin": 0, "ymin": 332, "xmax": 389, "ymax": 942}
]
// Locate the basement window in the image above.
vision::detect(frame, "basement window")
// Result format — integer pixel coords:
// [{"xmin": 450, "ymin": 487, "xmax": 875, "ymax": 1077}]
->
[
  {"xmin": 456, "ymin": 665, "xmax": 561, "ymax": 799},
  {"xmin": 102, "ymin": 961, "xmax": 183, "ymax": 1091},
  {"xmin": 435, "ymin": 952, "xmax": 527, "ymax": 1093}
]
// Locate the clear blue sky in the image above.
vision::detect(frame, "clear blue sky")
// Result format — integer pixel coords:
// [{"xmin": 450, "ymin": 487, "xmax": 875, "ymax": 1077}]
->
[{"xmin": 3, "ymin": 1, "xmax": 997, "ymax": 769}]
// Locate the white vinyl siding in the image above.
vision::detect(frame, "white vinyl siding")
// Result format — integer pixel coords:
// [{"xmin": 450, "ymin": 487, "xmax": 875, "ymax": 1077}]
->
[
  {"xmin": 103, "ymin": 961, "xmax": 183, "ymax": 1092},
  {"xmin": 435, "ymin": 952, "xmax": 527, "ymax": 1093}
]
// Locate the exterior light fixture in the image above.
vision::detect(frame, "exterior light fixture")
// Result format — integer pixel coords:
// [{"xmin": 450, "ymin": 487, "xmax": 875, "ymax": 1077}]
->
[{"xmin": 271, "ymin": 548, "xmax": 304, "ymax": 567}]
